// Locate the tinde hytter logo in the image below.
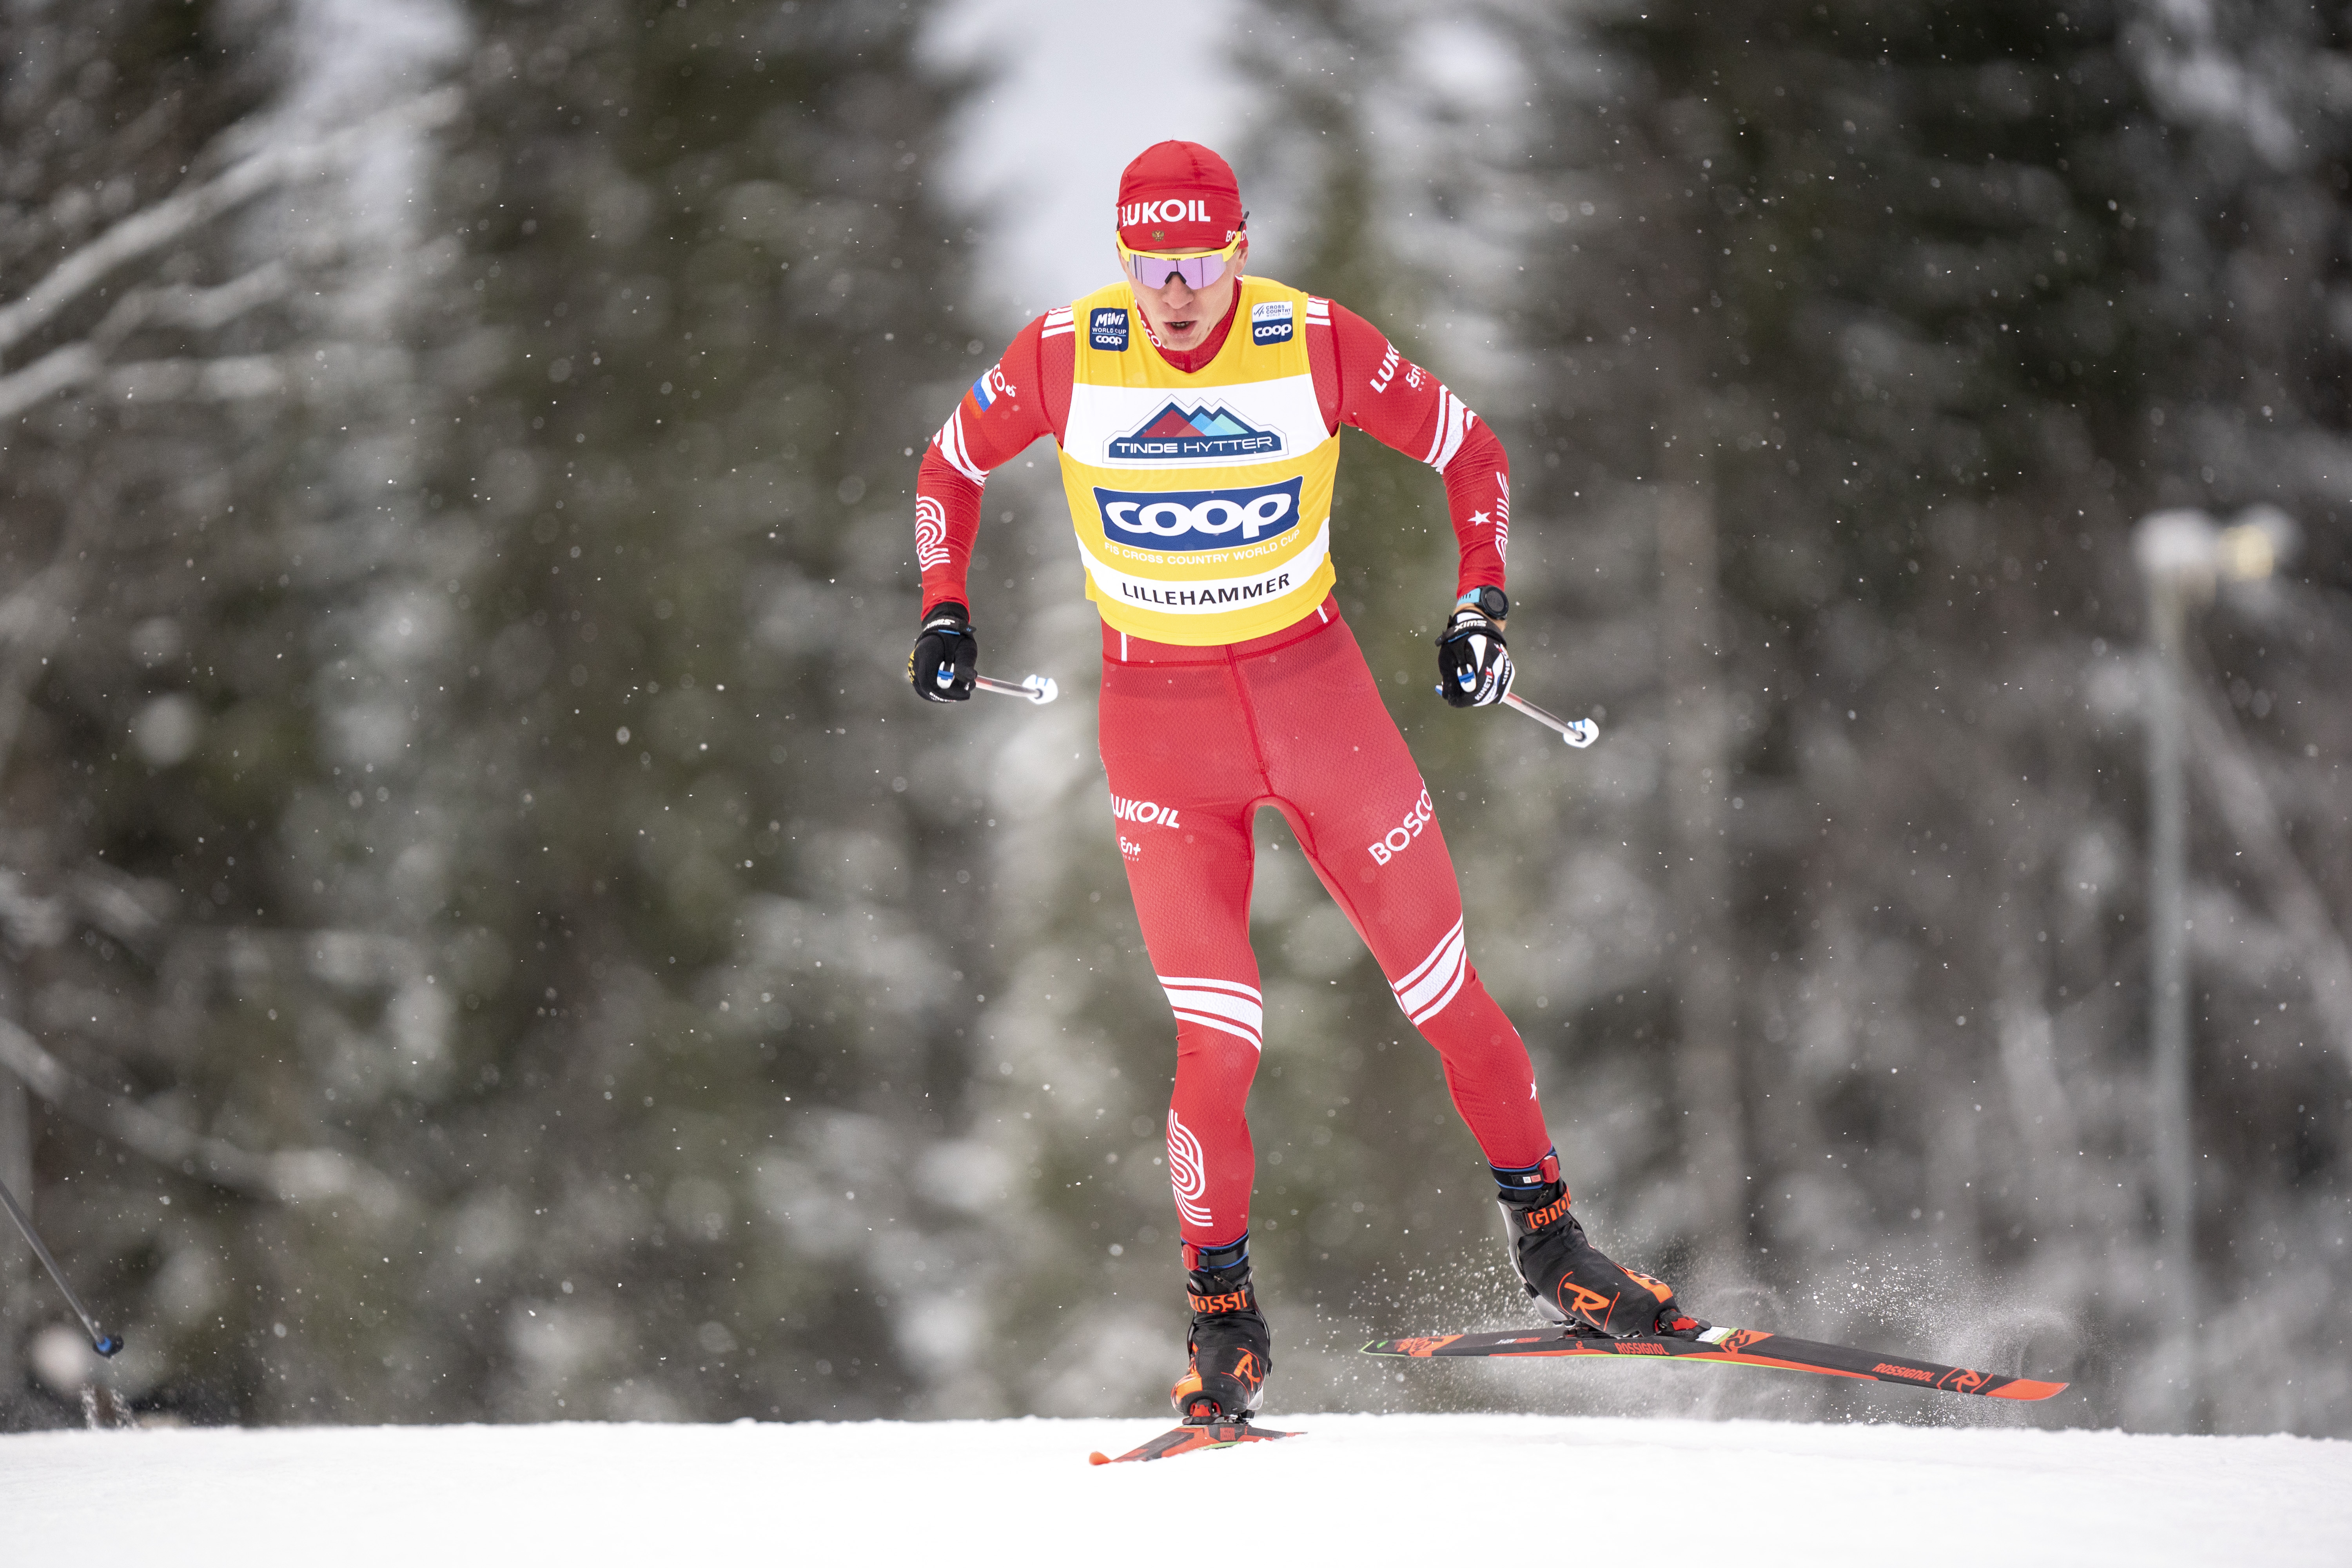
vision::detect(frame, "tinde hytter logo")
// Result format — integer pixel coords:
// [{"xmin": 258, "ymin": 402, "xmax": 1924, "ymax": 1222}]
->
[{"xmin": 1109, "ymin": 401, "xmax": 1282, "ymax": 462}]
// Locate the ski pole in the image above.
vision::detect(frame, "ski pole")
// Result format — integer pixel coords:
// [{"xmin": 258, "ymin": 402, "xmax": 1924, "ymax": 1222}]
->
[
  {"xmin": 1501, "ymin": 690, "xmax": 1598, "ymax": 748},
  {"xmin": 971, "ymin": 671, "xmax": 1059, "ymax": 706},
  {"xmin": 0, "ymin": 1174, "xmax": 122, "ymax": 1357}
]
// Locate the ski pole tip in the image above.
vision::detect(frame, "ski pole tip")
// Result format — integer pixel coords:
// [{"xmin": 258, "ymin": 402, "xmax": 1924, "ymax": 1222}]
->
[
  {"xmin": 1087, "ymin": 1450, "xmax": 1111, "ymax": 1466},
  {"xmin": 92, "ymin": 1333, "xmax": 123, "ymax": 1358},
  {"xmin": 1028, "ymin": 675, "xmax": 1060, "ymax": 706}
]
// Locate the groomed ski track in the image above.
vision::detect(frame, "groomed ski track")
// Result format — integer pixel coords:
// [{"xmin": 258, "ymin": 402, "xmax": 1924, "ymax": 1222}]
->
[{"xmin": 6, "ymin": 1413, "xmax": 2345, "ymax": 1565}]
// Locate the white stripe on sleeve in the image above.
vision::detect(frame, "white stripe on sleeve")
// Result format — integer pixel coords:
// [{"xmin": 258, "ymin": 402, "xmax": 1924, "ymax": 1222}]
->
[
  {"xmin": 936, "ymin": 408, "xmax": 986, "ymax": 484},
  {"xmin": 1423, "ymin": 388, "xmax": 1475, "ymax": 473}
]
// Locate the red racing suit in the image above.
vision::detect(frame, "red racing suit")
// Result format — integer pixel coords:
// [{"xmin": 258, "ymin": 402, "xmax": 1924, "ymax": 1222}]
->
[{"xmin": 917, "ymin": 285, "xmax": 1555, "ymax": 1254}]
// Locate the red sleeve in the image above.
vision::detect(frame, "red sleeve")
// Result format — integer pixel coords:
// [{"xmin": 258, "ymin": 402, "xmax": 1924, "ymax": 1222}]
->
[
  {"xmin": 916, "ymin": 310, "xmax": 1075, "ymax": 615},
  {"xmin": 1308, "ymin": 299, "xmax": 1510, "ymax": 599}
]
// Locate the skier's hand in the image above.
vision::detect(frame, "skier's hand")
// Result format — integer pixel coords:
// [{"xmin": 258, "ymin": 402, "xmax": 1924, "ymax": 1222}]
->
[
  {"xmin": 1436, "ymin": 606, "xmax": 1512, "ymax": 708},
  {"xmin": 909, "ymin": 601, "xmax": 978, "ymax": 702}
]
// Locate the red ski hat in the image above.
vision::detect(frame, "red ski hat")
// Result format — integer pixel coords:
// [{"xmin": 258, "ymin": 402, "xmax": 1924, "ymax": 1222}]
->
[{"xmin": 1116, "ymin": 141, "xmax": 1244, "ymax": 252}]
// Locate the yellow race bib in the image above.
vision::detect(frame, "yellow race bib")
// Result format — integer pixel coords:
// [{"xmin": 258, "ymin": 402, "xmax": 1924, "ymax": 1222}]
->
[{"xmin": 1058, "ymin": 277, "xmax": 1339, "ymax": 644}]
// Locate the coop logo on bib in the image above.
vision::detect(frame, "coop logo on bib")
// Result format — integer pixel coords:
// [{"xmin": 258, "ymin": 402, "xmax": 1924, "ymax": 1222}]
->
[
  {"xmin": 1093, "ymin": 477, "xmax": 1301, "ymax": 552},
  {"xmin": 1107, "ymin": 400, "xmax": 1283, "ymax": 462},
  {"xmin": 1250, "ymin": 299, "xmax": 1294, "ymax": 345}
]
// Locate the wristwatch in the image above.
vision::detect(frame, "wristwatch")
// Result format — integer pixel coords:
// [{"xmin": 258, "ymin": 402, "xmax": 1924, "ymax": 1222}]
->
[{"xmin": 1458, "ymin": 585, "xmax": 1508, "ymax": 621}]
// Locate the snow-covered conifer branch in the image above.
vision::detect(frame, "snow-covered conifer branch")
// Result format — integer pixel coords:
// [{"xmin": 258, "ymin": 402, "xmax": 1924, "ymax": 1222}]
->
[
  {"xmin": 0, "ymin": 343, "xmax": 100, "ymax": 426},
  {"xmin": 0, "ymin": 1015, "xmax": 405, "ymax": 1214},
  {"xmin": 89, "ymin": 262, "xmax": 292, "ymax": 348},
  {"xmin": 0, "ymin": 86, "xmax": 461, "ymax": 362}
]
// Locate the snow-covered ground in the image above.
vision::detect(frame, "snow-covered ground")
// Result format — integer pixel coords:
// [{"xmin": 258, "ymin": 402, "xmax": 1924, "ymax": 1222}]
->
[{"xmin": 5, "ymin": 1414, "xmax": 2347, "ymax": 1565}]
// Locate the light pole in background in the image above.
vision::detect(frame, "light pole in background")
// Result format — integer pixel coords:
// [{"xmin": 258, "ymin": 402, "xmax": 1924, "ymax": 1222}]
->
[{"xmin": 2130, "ymin": 505, "xmax": 2294, "ymax": 1430}]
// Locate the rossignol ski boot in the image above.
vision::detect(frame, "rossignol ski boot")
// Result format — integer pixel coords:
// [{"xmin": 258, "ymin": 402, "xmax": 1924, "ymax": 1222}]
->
[
  {"xmin": 1169, "ymin": 1238, "xmax": 1271, "ymax": 1423},
  {"xmin": 1494, "ymin": 1153, "xmax": 1706, "ymax": 1339}
]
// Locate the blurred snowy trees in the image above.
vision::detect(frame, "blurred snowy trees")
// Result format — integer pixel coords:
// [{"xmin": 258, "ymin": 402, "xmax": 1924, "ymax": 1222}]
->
[
  {"xmin": 0, "ymin": 0, "xmax": 2346, "ymax": 1437},
  {"xmin": 1503, "ymin": 0, "xmax": 2352, "ymax": 1435},
  {"xmin": 0, "ymin": 0, "xmax": 462, "ymax": 1417},
  {"xmin": 0, "ymin": 0, "xmax": 1005, "ymax": 1426},
  {"xmin": 397, "ymin": 0, "xmax": 1006, "ymax": 1424}
]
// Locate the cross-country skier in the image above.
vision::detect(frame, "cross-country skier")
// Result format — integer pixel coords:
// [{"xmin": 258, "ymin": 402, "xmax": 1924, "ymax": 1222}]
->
[{"xmin": 908, "ymin": 142, "xmax": 1704, "ymax": 1424}]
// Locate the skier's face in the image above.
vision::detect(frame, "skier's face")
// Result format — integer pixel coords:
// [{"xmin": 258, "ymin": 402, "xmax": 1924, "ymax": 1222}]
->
[{"xmin": 1122, "ymin": 235, "xmax": 1248, "ymax": 352}]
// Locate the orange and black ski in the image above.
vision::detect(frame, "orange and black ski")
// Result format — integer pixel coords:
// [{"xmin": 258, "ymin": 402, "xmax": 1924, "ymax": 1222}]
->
[
  {"xmin": 1363, "ymin": 1324, "xmax": 2067, "ymax": 1401},
  {"xmin": 1087, "ymin": 1417, "xmax": 1302, "ymax": 1466}
]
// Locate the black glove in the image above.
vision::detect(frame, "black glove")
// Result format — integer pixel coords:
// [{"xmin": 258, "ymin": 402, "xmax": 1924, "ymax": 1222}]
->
[
  {"xmin": 1436, "ymin": 605, "xmax": 1513, "ymax": 708},
  {"xmin": 908, "ymin": 601, "xmax": 977, "ymax": 702}
]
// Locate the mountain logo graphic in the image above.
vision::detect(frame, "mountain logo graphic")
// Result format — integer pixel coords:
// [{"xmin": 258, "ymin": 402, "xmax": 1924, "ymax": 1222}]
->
[{"xmin": 1109, "ymin": 401, "xmax": 1285, "ymax": 462}]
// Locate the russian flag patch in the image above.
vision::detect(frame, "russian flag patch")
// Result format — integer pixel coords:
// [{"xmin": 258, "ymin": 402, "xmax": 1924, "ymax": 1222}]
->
[{"xmin": 970, "ymin": 363, "xmax": 1014, "ymax": 412}]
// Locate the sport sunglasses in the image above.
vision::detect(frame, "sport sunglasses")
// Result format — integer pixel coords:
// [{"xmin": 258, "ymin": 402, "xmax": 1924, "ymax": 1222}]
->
[{"xmin": 1118, "ymin": 234, "xmax": 1243, "ymax": 291}]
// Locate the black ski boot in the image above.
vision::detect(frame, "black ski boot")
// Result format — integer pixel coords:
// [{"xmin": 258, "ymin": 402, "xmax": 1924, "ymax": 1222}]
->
[
  {"xmin": 1493, "ymin": 1154, "xmax": 1706, "ymax": 1339},
  {"xmin": 1169, "ymin": 1238, "xmax": 1271, "ymax": 1422}
]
